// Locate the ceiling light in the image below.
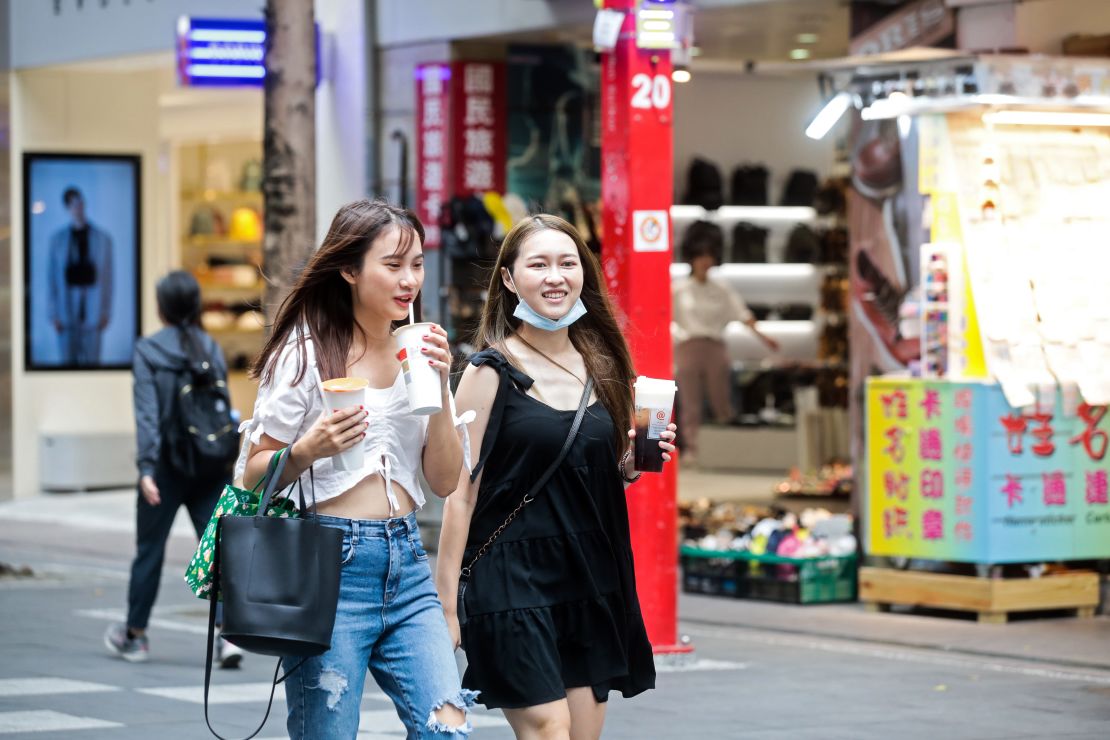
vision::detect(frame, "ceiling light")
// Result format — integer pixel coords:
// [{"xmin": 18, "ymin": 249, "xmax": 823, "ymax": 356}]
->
[
  {"xmin": 982, "ymin": 110, "xmax": 1110, "ymax": 127},
  {"xmin": 790, "ymin": 48, "xmax": 811, "ymax": 60},
  {"xmin": 805, "ymin": 91, "xmax": 852, "ymax": 140},
  {"xmin": 796, "ymin": 33, "xmax": 819, "ymax": 44},
  {"xmin": 672, "ymin": 68, "xmax": 692, "ymax": 83}
]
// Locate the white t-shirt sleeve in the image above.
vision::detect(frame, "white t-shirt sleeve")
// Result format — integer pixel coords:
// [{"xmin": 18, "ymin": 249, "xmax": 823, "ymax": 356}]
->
[
  {"xmin": 251, "ymin": 343, "xmax": 315, "ymax": 445},
  {"xmin": 727, "ymin": 284, "xmax": 755, "ymax": 324}
]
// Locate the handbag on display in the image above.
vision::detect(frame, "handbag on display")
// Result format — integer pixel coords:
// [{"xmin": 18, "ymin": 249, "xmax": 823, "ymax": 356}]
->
[
  {"xmin": 731, "ymin": 222, "xmax": 769, "ymax": 263},
  {"xmin": 683, "ymin": 157, "xmax": 725, "ymax": 211},
  {"xmin": 780, "ymin": 169, "xmax": 819, "ymax": 207},
  {"xmin": 201, "ymin": 448, "xmax": 343, "ymax": 740},
  {"xmin": 784, "ymin": 225, "xmax": 821, "ymax": 264},
  {"xmin": 730, "ymin": 164, "xmax": 769, "ymax": 206},
  {"xmin": 458, "ymin": 379, "xmax": 594, "ymax": 628}
]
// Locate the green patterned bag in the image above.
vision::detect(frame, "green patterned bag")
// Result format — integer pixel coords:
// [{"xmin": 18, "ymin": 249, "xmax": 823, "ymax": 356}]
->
[{"xmin": 185, "ymin": 449, "xmax": 301, "ymax": 600}]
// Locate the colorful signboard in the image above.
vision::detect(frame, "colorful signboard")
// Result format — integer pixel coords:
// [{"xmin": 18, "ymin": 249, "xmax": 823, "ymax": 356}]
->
[
  {"xmin": 450, "ymin": 61, "xmax": 507, "ymax": 198},
  {"xmin": 867, "ymin": 378, "xmax": 1110, "ymax": 562},
  {"xmin": 415, "ymin": 61, "xmax": 506, "ymax": 250},
  {"xmin": 415, "ymin": 63, "xmax": 451, "ymax": 249}
]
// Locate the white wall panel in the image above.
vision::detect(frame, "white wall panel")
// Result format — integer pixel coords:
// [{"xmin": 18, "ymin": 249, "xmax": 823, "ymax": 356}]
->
[{"xmin": 10, "ymin": 0, "xmax": 264, "ymax": 70}]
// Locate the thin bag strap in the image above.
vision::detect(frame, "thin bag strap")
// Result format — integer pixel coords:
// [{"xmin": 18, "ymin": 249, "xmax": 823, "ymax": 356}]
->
[
  {"xmin": 461, "ymin": 377, "xmax": 594, "ymax": 581},
  {"xmin": 203, "ymin": 448, "xmax": 307, "ymax": 740},
  {"xmin": 203, "ymin": 517, "xmax": 283, "ymax": 740}
]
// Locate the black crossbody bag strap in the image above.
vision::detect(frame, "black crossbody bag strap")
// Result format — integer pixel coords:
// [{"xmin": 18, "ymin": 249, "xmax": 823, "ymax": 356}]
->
[{"xmin": 460, "ymin": 377, "xmax": 594, "ymax": 588}]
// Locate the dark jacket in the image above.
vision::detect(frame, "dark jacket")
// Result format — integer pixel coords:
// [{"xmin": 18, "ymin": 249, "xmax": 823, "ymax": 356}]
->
[{"xmin": 133, "ymin": 326, "xmax": 228, "ymax": 479}]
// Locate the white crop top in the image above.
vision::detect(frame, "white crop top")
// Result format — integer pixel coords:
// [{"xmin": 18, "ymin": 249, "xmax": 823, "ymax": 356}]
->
[{"xmin": 233, "ymin": 328, "xmax": 473, "ymax": 514}]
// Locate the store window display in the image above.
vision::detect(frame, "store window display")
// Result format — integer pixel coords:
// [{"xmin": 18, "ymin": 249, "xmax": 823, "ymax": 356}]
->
[{"xmin": 673, "ymin": 221, "xmax": 779, "ymax": 465}]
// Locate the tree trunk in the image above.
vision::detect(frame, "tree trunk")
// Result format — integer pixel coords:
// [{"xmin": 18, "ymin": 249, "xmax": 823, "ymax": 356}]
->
[{"xmin": 263, "ymin": 0, "xmax": 316, "ymax": 325}]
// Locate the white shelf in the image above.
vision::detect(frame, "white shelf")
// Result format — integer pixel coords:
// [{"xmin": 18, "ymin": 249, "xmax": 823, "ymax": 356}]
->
[
  {"xmin": 671, "ymin": 263, "xmax": 822, "ymax": 305},
  {"xmin": 671, "ymin": 205, "xmax": 819, "ymax": 224}
]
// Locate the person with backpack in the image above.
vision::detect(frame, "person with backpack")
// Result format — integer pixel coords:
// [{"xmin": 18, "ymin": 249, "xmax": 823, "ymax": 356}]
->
[{"xmin": 104, "ymin": 270, "xmax": 242, "ymax": 668}]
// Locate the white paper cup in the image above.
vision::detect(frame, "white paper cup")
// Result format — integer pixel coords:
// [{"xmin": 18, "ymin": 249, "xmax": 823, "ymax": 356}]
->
[
  {"xmin": 392, "ymin": 322, "xmax": 444, "ymax": 415},
  {"xmin": 321, "ymin": 377, "xmax": 369, "ymax": 471},
  {"xmin": 633, "ymin": 376, "xmax": 677, "ymax": 473}
]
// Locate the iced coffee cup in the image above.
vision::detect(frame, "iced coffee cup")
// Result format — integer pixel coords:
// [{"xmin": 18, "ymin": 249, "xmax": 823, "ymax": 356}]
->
[
  {"xmin": 392, "ymin": 322, "xmax": 444, "ymax": 415},
  {"xmin": 633, "ymin": 376, "xmax": 677, "ymax": 473},
  {"xmin": 321, "ymin": 377, "xmax": 369, "ymax": 471}
]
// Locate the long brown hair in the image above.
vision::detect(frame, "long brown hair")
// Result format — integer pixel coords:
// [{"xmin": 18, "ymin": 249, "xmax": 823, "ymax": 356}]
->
[
  {"xmin": 252, "ymin": 198, "xmax": 424, "ymax": 386},
  {"xmin": 474, "ymin": 214, "xmax": 635, "ymax": 449}
]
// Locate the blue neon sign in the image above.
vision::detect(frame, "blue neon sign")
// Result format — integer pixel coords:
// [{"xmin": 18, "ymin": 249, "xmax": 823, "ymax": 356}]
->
[{"xmin": 176, "ymin": 16, "xmax": 320, "ymax": 88}]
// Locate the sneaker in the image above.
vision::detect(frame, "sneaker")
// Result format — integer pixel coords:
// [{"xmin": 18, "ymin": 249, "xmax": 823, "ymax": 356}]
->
[
  {"xmin": 216, "ymin": 634, "xmax": 243, "ymax": 669},
  {"xmin": 104, "ymin": 623, "xmax": 149, "ymax": 663}
]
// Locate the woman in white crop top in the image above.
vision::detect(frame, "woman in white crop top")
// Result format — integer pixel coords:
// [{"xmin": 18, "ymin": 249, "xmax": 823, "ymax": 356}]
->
[{"xmin": 236, "ymin": 199, "xmax": 475, "ymax": 739}]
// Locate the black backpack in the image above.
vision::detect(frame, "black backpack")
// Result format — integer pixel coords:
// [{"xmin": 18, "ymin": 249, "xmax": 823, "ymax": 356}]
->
[
  {"xmin": 156, "ymin": 330, "xmax": 239, "ymax": 480},
  {"xmin": 683, "ymin": 157, "xmax": 724, "ymax": 211},
  {"xmin": 780, "ymin": 169, "xmax": 819, "ymax": 207},
  {"xmin": 731, "ymin": 222, "xmax": 769, "ymax": 263},
  {"xmin": 730, "ymin": 164, "xmax": 769, "ymax": 206}
]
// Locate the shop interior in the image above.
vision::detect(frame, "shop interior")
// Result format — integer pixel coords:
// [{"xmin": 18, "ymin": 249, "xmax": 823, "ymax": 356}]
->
[{"xmin": 439, "ymin": 0, "xmax": 856, "ymax": 536}]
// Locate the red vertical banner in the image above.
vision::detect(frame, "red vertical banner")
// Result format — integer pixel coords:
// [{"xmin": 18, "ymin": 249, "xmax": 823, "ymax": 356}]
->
[
  {"xmin": 450, "ymin": 61, "xmax": 507, "ymax": 196},
  {"xmin": 600, "ymin": 5, "xmax": 684, "ymax": 653},
  {"xmin": 415, "ymin": 62, "xmax": 452, "ymax": 249}
]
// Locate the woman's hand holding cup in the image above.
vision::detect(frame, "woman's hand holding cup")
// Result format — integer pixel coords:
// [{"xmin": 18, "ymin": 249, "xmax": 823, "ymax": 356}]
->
[
  {"xmin": 418, "ymin": 323, "xmax": 452, "ymax": 393},
  {"xmin": 295, "ymin": 405, "xmax": 368, "ymax": 464},
  {"xmin": 626, "ymin": 422, "xmax": 679, "ymax": 473}
]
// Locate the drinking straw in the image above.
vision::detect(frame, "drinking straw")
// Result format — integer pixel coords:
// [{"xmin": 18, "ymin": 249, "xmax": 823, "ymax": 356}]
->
[{"xmin": 408, "ymin": 300, "xmax": 415, "ymax": 325}]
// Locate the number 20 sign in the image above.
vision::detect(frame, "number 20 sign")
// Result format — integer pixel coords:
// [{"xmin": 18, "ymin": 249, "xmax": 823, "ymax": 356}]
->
[{"xmin": 631, "ymin": 73, "xmax": 672, "ymax": 110}]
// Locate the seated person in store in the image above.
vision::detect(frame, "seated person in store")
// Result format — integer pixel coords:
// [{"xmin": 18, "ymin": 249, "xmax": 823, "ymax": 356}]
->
[{"xmin": 673, "ymin": 223, "xmax": 779, "ymax": 466}]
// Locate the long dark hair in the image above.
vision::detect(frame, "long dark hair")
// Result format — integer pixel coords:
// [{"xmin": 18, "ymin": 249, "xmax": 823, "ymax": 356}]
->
[
  {"xmin": 156, "ymin": 270, "xmax": 202, "ymax": 327},
  {"xmin": 252, "ymin": 198, "xmax": 424, "ymax": 386},
  {"xmin": 474, "ymin": 214, "xmax": 635, "ymax": 449},
  {"xmin": 156, "ymin": 270, "xmax": 209, "ymax": 365}
]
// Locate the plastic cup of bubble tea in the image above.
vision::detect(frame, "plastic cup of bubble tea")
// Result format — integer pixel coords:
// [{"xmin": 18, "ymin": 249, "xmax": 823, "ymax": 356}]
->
[
  {"xmin": 321, "ymin": 377, "xmax": 369, "ymax": 471},
  {"xmin": 633, "ymin": 376, "xmax": 677, "ymax": 473},
  {"xmin": 392, "ymin": 322, "xmax": 444, "ymax": 415}
]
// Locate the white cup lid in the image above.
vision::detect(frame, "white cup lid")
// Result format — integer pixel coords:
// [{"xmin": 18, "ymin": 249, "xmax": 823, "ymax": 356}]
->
[{"xmin": 634, "ymin": 376, "xmax": 677, "ymax": 394}]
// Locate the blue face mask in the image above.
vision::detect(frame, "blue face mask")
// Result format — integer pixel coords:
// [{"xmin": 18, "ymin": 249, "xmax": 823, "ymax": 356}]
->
[{"xmin": 508, "ymin": 274, "xmax": 588, "ymax": 332}]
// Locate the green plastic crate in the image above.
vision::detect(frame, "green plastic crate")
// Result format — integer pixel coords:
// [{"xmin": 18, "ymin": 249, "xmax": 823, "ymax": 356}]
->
[{"xmin": 680, "ymin": 546, "xmax": 858, "ymax": 604}]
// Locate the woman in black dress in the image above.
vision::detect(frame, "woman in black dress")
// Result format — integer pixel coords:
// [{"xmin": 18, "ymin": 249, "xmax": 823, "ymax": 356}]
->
[{"xmin": 436, "ymin": 214, "xmax": 677, "ymax": 738}]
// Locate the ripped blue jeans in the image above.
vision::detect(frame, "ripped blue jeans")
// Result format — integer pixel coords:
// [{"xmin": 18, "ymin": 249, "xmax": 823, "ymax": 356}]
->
[{"xmin": 282, "ymin": 513, "xmax": 476, "ymax": 739}]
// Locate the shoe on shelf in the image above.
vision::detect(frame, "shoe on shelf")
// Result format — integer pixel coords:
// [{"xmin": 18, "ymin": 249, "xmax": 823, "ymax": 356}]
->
[
  {"xmin": 104, "ymin": 622, "xmax": 149, "ymax": 663},
  {"xmin": 216, "ymin": 633, "xmax": 243, "ymax": 669}
]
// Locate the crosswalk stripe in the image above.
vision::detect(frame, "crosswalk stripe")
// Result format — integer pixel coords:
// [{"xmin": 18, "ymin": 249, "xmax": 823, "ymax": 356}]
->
[
  {"xmin": 258, "ymin": 708, "xmax": 508, "ymax": 737},
  {"xmin": 655, "ymin": 658, "xmax": 748, "ymax": 673},
  {"xmin": 357, "ymin": 709, "xmax": 509, "ymax": 733},
  {"xmin": 0, "ymin": 678, "xmax": 120, "ymax": 697},
  {"xmin": 136, "ymin": 683, "xmax": 391, "ymax": 705},
  {"xmin": 0, "ymin": 710, "xmax": 123, "ymax": 734},
  {"xmin": 76, "ymin": 607, "xmax": 210, "ymax": 636}
]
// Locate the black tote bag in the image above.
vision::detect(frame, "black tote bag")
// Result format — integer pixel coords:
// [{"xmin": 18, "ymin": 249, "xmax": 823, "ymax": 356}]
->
[{"xmin": 203, "ymin": 449, "xmax": 343, "ymax": 740}]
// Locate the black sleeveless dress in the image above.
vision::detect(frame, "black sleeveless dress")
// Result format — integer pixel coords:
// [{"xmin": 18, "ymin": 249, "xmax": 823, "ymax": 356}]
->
[{"xmin": 459, "ymin": 348, "xmax": 656, "ymax": 709}]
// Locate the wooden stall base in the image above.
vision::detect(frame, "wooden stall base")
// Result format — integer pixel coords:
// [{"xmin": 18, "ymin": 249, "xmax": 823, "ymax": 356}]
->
[{"xmin": 859, "ymin": 566, "xmax": 1100, "ymax": 624}]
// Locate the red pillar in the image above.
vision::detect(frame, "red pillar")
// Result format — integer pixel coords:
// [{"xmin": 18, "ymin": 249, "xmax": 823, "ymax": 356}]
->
[{"xmin": 600, "ymin": 2, "xmax": 689, "ymax": 655}]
